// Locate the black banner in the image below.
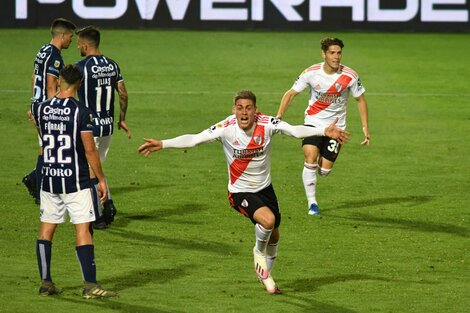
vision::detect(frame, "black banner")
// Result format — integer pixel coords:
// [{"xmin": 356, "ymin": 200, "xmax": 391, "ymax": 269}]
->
[{"xmin": 2, "ymin": 0, "xmax": 470, "ymax": 32}]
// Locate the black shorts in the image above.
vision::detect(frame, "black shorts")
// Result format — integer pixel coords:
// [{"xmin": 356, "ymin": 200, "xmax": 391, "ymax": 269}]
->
[
  {"xmin": 302, "ymin": 131, "xmax": 342, "ymax": 162},
  {"xmin": 228, "ymin": 184, "xmax": 281, "ymax": 228}
]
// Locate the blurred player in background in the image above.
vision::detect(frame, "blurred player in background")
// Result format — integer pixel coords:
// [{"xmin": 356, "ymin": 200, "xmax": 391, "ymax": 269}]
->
[
  {"xmin": 75, "ymin": 26, "xmax": 131, "ymax": 229},
  {"xmin": 23, "ymin": 18, "xmax": 76, "ymax": 204},
  {"xmin": 32, "ymin": 64, "xmax": 116, "ymax": 298},
  {"xmin": 138, "ymin": 90, "xmax": 349, "ymax": 294},
  {"xmin": 276, "ymin": 37, "xmax": 370, "ymax": 216}
]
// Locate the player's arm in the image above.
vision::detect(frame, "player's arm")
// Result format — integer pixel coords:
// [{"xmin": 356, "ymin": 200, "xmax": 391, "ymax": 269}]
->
[
  {"xmin": 138, "ymin": 129, "xmax": 219, "ymax": 157},
  {"xmin": 116, "ymin": 81, "xmax": 131, "ymax": 139},
  {"xmin": 277, "ymin": 118, "xmax": 350, "ymax": 144},
  {"xmin": 276, "ymin": 89, "xmax": 299, "ymax": 119},
  {"xmin": 355, "ymin": 94, "xmax": 370, "ymax": 145},
  {"xmin": 46, "ymin": 74, "xmax": 59, "ymax": 99},
  {"xmin": 81, "ymin": 130, "xmax": 107, "ymax": 203}
]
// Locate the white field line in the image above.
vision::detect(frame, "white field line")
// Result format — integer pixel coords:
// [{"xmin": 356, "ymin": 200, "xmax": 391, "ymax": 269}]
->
[{"xmin": 0, "ymin": 89, "xmax": 467, "ymax": 97}]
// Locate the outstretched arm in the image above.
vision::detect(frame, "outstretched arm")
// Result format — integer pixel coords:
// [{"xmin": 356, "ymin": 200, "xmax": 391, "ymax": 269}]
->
[
  {"xmin": 278, "ymin": 118, "xmax": 350, "ymax": 144},
  {"xmin": 138, "ymin": 130, "xmax": 219, "ymax": 157}
]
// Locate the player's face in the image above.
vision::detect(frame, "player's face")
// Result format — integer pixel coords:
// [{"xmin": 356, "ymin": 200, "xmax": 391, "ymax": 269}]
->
[
  {"xmin": 61, "ymin": 31, "xmax": 74, "ymax": 49},
  {"xmin": 77, "ymin": 37, "xmax": 87, "ymax": 57},
  {"xmin": 233, "ymin": 99, "xmax": 257, "ymax": 130},
  {"xmin": 322, "ymin": 45, "xmax": 342, "ymax": 73}
]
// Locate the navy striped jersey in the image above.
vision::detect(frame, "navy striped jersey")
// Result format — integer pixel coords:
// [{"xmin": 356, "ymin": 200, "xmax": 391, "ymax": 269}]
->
[
  {"xmin": 32, "ymin": 97, "xmax": 94, "ymax": 194},
  {"xmin": 32, "ymin": 44, "xmax": 63, "ymax": 106},
  {"xmin": 76, "ymin": 55, "xmax": 123, "ymax": 137}
]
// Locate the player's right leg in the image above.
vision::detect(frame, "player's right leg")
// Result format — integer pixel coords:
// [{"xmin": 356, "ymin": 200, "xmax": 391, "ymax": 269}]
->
[{"xmin": 302, "ymin": 143, "xmax": 321, "ymax": 215}]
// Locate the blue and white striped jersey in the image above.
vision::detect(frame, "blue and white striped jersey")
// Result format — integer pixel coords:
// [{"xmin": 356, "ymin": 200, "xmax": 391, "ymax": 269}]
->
[
  {"xmin": 76, "ymin": 55, "xmax": 123, "ymax": 137},
  {"xmin": 32, "ymin": 44, "xmax": 63, "ymax": 105},
  {"xmin": 32, "ymin": 97, "xmax": 94, "ymax": 194}
]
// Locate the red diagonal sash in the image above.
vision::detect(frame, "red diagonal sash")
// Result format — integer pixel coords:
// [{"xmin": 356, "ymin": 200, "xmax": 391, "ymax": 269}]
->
[
  {"xmin": 306, "ymin": 74, "xmax": 352, "ymax": 115},
  {"xmin": 229, "ymin": 125, "xmax": 265, "ymax": 185}
]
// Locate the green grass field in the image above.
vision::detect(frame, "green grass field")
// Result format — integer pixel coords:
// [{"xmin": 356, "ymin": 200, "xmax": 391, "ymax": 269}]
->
[{"xmin": 0, "ymin": 29, "xmax": 469, "ymax": 313}]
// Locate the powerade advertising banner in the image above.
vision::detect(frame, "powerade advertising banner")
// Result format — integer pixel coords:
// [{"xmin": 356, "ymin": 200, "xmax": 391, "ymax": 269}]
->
[{"xmin": 3, "ymin": 0, "xmax": 470, "ymax": 32}]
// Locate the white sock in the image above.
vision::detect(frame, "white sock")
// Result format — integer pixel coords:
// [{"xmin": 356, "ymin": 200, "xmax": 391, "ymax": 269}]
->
[
  {"xmin": 302, "ymin": 162, "xmax": 318, "ymax": 206},
  {"xmin": 266, "ymin": 243, "xmax": 278, "ymax": 273},
  {"xmin": 255, "ymin": 224, "xmax": 272, "ymax": 254}
]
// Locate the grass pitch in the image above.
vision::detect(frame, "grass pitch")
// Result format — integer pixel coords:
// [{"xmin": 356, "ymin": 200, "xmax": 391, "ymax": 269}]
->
[{"xmin": 0, "ymin": 29, "xmax": 469, "ymax": 313}]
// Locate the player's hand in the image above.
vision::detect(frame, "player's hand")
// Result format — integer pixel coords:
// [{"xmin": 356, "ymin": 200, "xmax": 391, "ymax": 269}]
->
[
  {"xmin": 361, "ymin": 126, "xmax": 370, "ymax": 145},
  {"xmin": 138, "ymin": 138, "xmax": 163, "ymax": 157},
  {"xmin": 325, "ymin": 118, "xmax": 350, "ymax": 144},
  {"xmin": 97, "ymin": 180, "xmax": 108, "ymax": 204},
  {"xmin": 118, "ymin": 120, "xmax": 131, "ymax": 139}
]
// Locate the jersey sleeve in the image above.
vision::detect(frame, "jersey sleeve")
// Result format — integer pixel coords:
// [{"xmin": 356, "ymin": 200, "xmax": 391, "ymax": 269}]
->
[
  {"xmin": 114, "ymin": 60, "xmax": 124, "ymax": 84},
  {"xmin": 291, "ymin": 70, "xmax": 310, "ymax": 93},
  {"xmin": 275, "ymin": 120, "xmax": 325, "ymax": 138},
  {"xmin": 46, "ymin": 53, "xmax": 62, "ymax": 78},
  {"xmin": 349, "ymin": 76, "xmax": 366, "ymax": 98},
  {"xmin": 78, "ymin": 105, "xmax": 95, "ymax": 132},
  {"xmin": 162, "ymin": 118, "xmax": 226, "ymax": 149}
]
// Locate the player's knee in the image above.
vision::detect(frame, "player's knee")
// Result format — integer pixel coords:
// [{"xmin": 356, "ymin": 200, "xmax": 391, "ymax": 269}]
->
[
  {"xmin": 257, "ymin": 214, "xmax": 275, "ymax": 230},
  {"xmin": 304, "ymin": 162, "xmax": 318, "ymax": 171},
  {"xmin": 318, "ymin": 167, "xmax": 332, "ymax": 177}
]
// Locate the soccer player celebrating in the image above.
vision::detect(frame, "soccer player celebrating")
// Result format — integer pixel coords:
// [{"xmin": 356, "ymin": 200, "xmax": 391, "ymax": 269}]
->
[
  {"xmin": 23, "ymin": 18, "xmax": 76, "ymax": 204},
  {"xmin": 276, "ymin": 37, "xmax": 370, "ymax": 216},
  {"xmin": 138, "ymin": 90, "xmax": 350, "ymax": 294},
  {"xmin": 75, "ymin": 26, "xmax": 131, "ymax": 229},
  {"xmin": 32, "ymin": 64, "xmax": 116, "ymax": 298}
]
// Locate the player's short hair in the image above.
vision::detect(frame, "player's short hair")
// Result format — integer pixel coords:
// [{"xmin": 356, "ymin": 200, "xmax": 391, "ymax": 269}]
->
[
  {"xmin": 60, "ymin": 64, "xmax": 81, "ymax": 86},
  {"xmin": 320, "ymin": 37, "xmax": 344, "ymax": 52},
  {"xmin": 50, "ymin": 18, "xmax": 76, "ymax": 37},
  {"xmin": 234, "ymin": 90, "xmax": 257, "ymax": 106},
  {"xmin": 76, "ymin": 26, "xmax": 100, "ymax": 48}
]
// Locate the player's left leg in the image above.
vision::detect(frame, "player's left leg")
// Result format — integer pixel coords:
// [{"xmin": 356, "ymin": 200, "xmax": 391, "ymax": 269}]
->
[{"xmin": 302, "ymin": 144, "xmax": 321, "ymax": 215}]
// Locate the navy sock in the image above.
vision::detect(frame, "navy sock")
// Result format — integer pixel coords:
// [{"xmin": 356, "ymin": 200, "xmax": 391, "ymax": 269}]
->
[
  {"xmin": 76, "ymin": 245, "xmax": 96, "ymax": 283},
  {"xmin": 36, "ymin": 240, "xmax": 52, "ymax": 281}
]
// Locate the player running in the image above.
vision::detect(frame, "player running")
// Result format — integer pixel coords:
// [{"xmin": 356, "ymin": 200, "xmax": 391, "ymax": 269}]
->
[
  {"xmin": 138, "ymin": 90, "xmax": 350, "ymax": 294},
  {"xmin": 276, "ymin": 37, "xmax": 370, "ymax": 216}
]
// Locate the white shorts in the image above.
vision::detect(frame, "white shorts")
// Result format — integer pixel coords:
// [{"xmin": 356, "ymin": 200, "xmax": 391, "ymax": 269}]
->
[
  {"xmin": 94, "ymin": 135, "xmax": 112, "ymax": 163},
  {"xmin": 40, "ymin": 189, "xmax": 96, "ymax": 224}
]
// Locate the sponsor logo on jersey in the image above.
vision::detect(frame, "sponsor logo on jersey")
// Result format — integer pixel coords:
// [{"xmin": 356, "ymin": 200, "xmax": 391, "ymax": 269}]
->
[
  {"xmin": 233, "ymin": 147, "xmax": 264, "ymax": 159},
  {"xmin": 316, "ymin": 92, "xmax": 340, "ymax": 104}
]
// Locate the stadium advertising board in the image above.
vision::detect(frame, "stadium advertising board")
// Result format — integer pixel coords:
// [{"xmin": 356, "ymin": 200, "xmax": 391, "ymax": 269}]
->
[{"xmin": 3, "ymin": 0, "xmax": 470, "ymax": 31}]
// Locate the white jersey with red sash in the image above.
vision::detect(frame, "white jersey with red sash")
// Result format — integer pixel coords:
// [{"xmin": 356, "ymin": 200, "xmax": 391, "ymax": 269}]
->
[
  {"xmin": 291, "ymin": 62, "xmax": 365, "ymax": 129},
  {"xmin": 161, "ymin": 113, "xmax": 325, "ymax": 194}
]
